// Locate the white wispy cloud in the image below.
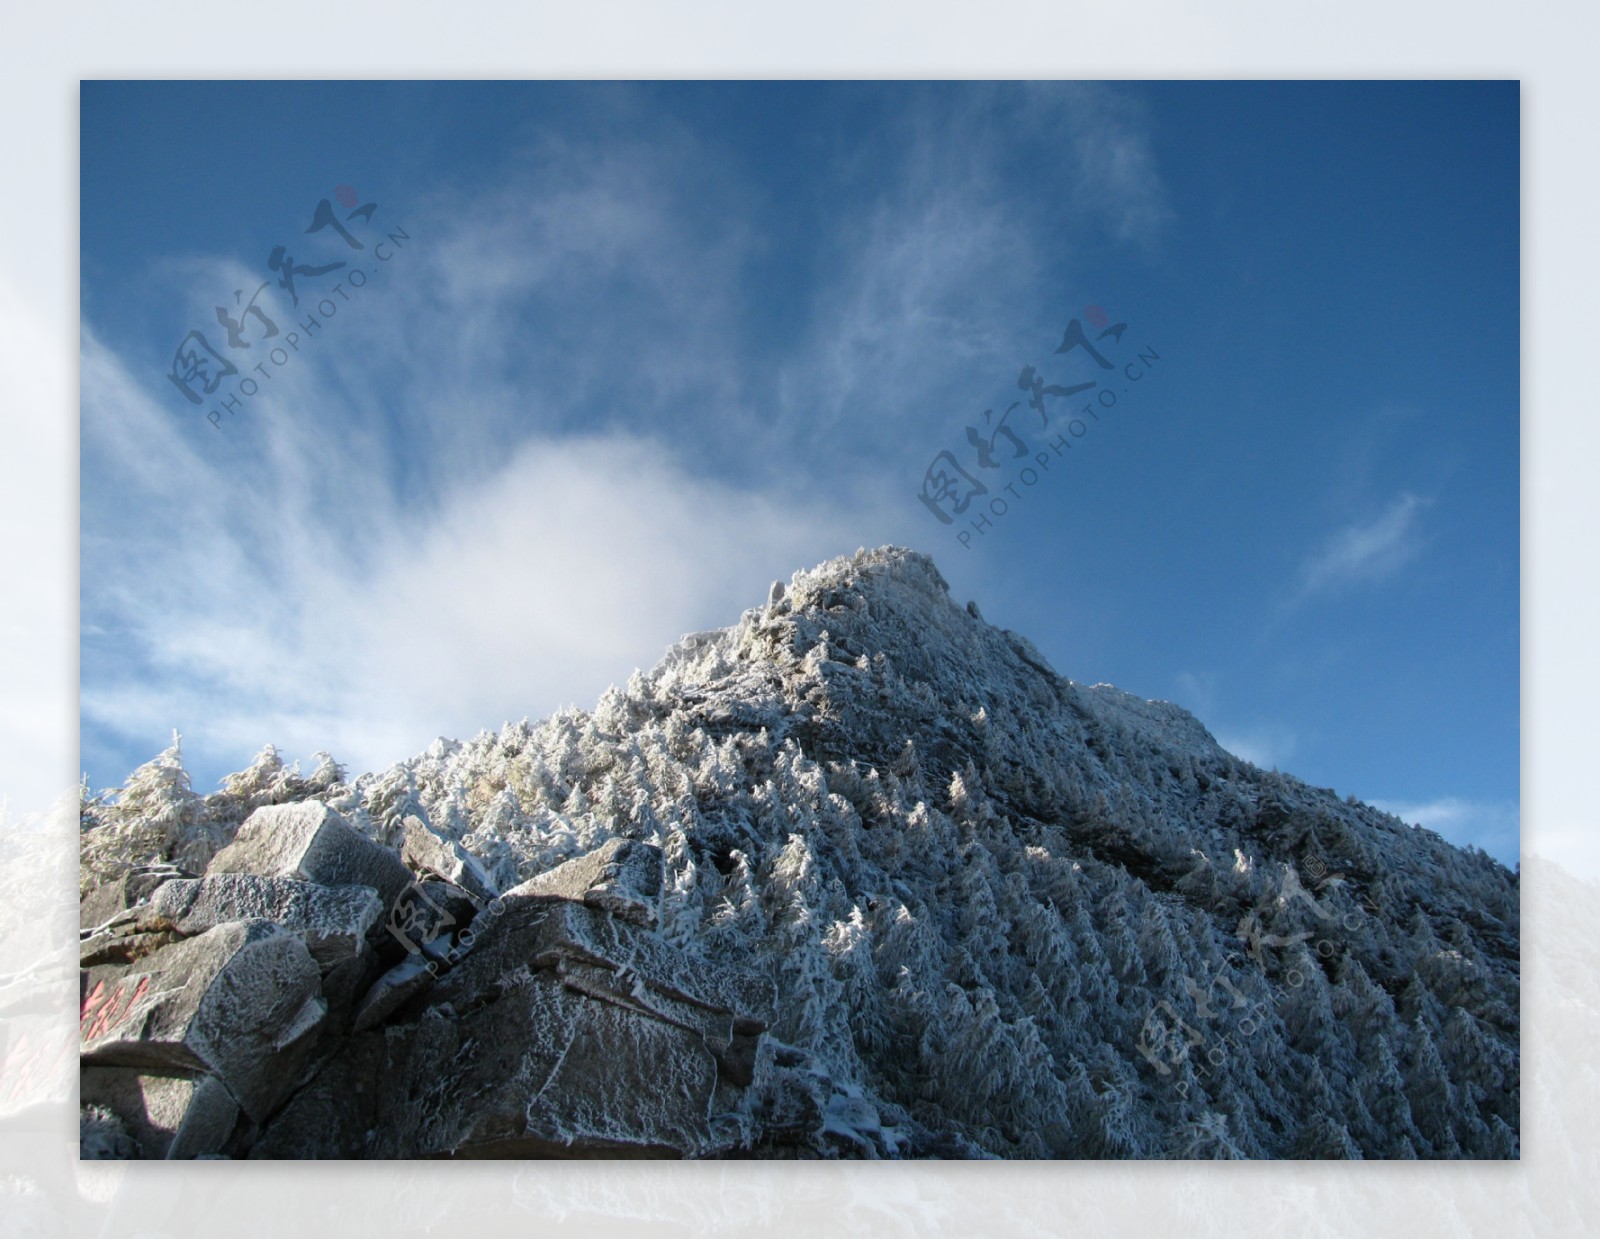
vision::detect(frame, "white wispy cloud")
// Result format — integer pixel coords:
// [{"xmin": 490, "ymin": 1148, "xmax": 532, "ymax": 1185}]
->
[
  {"xmin": 1214, "ymin": 725, "xmax": 1300, "ymax": 771},
  {"xmin": 1371, "ymin": 795, "xmax": 1520, "ymax": 861},
  {"xmin": 82, "ymin": 321, "xmax": 874, "ymax": 789},
  {"xmin": 1295, "ymin": 491, "xmax": 1430, "ymax": 600},
  {"xmin": 1173, "ymin": 670, "xmax": 1218, "ymax": 716},
  {"xmin": 1034, "ymin": 81, "xmax": 1173, "ymax": 247},
  {"xmin": 774, "ymin": 83, "xmax": 1170, "ymax": 467},
  {"xmin": 1171, "ymin": 671, "xmax": 1298, "ymax": 771}
]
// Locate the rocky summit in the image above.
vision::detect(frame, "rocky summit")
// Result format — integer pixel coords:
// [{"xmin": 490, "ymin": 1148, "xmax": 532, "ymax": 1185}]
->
[{"xmin": 78, "ymin": 546, "xmax": 1519, "ymax": 1159}]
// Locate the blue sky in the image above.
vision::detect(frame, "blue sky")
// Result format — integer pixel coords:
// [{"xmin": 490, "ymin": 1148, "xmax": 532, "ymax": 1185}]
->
[{"xmin": 79, "ymin": 80, "xmax": 1519, "ymax": 864}]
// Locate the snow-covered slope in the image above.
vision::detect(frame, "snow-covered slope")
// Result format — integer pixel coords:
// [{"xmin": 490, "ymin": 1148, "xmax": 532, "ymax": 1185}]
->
[{"xmin": 82, "ymin": 546, "xmax": 1518, "ymax": 1158}]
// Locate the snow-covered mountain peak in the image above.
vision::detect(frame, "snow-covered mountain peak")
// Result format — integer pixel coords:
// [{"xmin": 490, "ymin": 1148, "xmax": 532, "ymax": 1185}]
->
[{"xmin": 82, "ymin": 545, "xmax": 1518, "ymax": 1159}]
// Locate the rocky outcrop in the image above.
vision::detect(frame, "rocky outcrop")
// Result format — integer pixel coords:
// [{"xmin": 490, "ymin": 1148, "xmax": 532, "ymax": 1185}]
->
[
  {"xmin": 399, "ymin": 814, "xmax": 498, "ymax": 905},
  {"xmin": 78, "ymin": 817, "xmax": 817, "ymax": 1159}
]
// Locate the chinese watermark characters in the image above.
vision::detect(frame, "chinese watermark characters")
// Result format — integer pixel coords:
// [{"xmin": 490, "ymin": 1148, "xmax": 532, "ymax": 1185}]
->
[
  {"xmin": 917, "ymin": 305, "xmax": 1160, "ymax": 549},
  {"xmin": 164, "ymin": 185, "xmax": 411, "ymax": 431}
]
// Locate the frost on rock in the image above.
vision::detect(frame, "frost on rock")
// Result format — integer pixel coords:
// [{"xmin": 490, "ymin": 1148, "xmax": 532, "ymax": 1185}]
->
[{"xmin": 78, "ymin": 545, "xmax": 1519, "ymax": 1159}]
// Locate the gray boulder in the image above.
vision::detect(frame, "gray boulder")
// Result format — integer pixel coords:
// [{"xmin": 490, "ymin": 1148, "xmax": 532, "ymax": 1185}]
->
[
  {"xmin": 505, "ymin": 837, "xmax": 664, "ymax": 929},
  {"xmin": 245, "ymin": 1031, "xmax": 387, "ymax": 1159},
  {"xmin": 207, "ymin": 802, "xmax": 412, "ymax": 911},
  {"xmin": 399, "ymin": 815, "xmax": 498, "ymax": 904},
  {"xmin": 380, "ymin": 877, "xmax": 475, "ymax": 958},
  {"xmin": 349, "ymin": 953, "xmax": 438, "ymax": 1034},
  {"xmin": 79, "ymin": 920, "xmax": 325, "ymax": 1122},
  {"xmin": 486, "ymin": 896, "xmax": 775, "ymax": 1031},
  {"xmin": 260, "ymin": 963, "xmax": 743, "ymax": 1158},
  {"xmin": 395, "ymin": 972, "xmax": 740, "ymax": 1157},
  {"xmin": 79, "ymin": 1103, "xmax": 139, "ymax": 1159},
  {"xmin": 79, "ymin": 920, "xmax": 184, "ymax": 970},
  {"xmin": 319, "ymin": 942, "xmax": 381, "ymax": 1021}
]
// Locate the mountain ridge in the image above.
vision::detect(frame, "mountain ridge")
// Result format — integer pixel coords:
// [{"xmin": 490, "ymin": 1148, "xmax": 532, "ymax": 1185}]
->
[{"xmin": 80, "ymin": 545, "xmax": 1518, "ymax": 1159}]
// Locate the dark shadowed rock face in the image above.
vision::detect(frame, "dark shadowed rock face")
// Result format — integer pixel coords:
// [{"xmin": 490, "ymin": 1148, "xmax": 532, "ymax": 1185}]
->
[
  {"xmin": 255, "ymin": 895, "xmax": 776, "ymax": 1159},
  {"xmin": 78, "ymin": 546, "xmax": 1519, "ymax": 1159}
]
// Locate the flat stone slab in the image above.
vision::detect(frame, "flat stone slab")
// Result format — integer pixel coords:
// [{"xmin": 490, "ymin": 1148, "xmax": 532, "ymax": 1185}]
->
[
  {"xmin": 555, "ymin": 908, "xmax": 764, "ymax": 1026},
  {"xmin": 80, "ymin": 863, "xmax": 191, "ymax": 932},
  {"xmin": 350, "ymin": 953, "xmax": 439, "ymax": 1034},
  {"xmin": 505, "ymin": 837, "xmax": 663, "ymax": 929},
  {"xmin": 147, "ymin": 874, "xmax": 383, "ymax": 970}
]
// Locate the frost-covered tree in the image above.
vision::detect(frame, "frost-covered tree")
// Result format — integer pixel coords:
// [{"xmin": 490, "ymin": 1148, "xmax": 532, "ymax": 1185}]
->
[{"xmin": 80, "ymin": 731, "xmax": 204, "ymax": 891}]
